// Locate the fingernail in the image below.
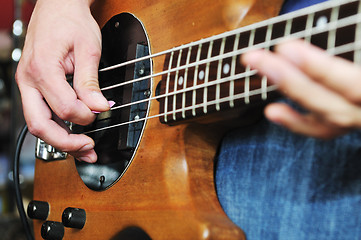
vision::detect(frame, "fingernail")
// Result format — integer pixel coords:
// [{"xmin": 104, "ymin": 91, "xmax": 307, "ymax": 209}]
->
[
  {"xmin": 108, "ymin": 100, "xmax": 116, "ymax": 108},
  {"xmin": 92, "ymin": 100, "xmax": 115, "ymax": 113}
]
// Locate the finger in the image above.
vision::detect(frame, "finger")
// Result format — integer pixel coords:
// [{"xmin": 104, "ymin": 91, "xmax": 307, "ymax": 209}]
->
[
  {"xmin": 73, "ymin": 35, "xmax": 110, "ymax": 113},
  {"xmin": 19, "ymin": 85, "xmax": 97, "ymax": 163},
  {"xmin": 30, "ymin": 57, "xmax": 96, "ymax": 125},
  {"xmin": 242, "ymin": 49, "xmax": 361, "ymax": 128},
  {"xmin": 265, "ymin": 103, "xmax": 347, "ymax": 139},
  {"xmin": 69, "ymin": 149, "xmax": 97, "ymax": 163},
  {"xmin": 275, "ymin": 40, "xmax": 361, "ymax": 103},
  {"xmin": 40, "ymin": 72, "xmax": 96, "ymax": 125}
]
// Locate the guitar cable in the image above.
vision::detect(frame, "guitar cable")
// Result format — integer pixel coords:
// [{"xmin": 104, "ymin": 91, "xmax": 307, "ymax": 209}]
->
[{"xmin": 13, "ymin": 124, "xmax": 35, "ymax": 240}]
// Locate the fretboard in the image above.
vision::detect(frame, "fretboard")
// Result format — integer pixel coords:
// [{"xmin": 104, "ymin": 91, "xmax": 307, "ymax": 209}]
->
[{"xmin": 157, "ymin": 0, "xmax": 361, "ymax": 124}]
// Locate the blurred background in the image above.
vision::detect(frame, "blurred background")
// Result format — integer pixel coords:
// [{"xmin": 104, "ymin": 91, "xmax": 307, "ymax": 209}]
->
[{"xmin": 0, "ymin": 0, "xmax": 36, "ymax": 238}]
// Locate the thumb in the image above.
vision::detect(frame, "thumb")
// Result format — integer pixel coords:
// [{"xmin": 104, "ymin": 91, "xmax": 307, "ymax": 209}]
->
[{"xmin": 73, "ymin": 40, "xmax": 110, "ymax": 113}]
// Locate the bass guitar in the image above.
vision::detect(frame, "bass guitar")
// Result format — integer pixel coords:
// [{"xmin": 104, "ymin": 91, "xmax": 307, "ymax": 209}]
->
[{"xmin": 29, "ymin": 0, "xmax": 361, "ymax": 239}]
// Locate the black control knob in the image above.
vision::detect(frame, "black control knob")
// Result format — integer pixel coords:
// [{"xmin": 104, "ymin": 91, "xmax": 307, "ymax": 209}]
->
[
  {"xmin": 62, "ymin": 207, "xmax": 86, "ymax": 229},
  {"xmin": 27, "ymin": 200, "xmax": 49, "ymax": 220},
  {"xmin": 41, "ymin": 221, "xmax": 64, "ymax": 240}
]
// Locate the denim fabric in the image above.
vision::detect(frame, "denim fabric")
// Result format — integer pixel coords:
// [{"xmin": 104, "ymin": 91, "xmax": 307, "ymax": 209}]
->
[
  {"xmin": 215, "ymin": 1, "xmax": 361, "ymax": 239},
  {"xmin": 215, "ymin": 117, "xmax": 361, "ymax": 239},
  {"xmin": 279, "ymin": 0, "xmax": 328, "ymax": 14}
]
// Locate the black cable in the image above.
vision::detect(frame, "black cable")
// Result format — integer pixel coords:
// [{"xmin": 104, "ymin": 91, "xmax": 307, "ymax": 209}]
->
[{"xmin": 13, "ymin": 124, "xmax": 34, "ymax": 240}]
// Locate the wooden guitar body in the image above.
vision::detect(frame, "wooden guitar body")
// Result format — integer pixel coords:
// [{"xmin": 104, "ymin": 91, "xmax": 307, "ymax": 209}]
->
[{"xmin": 32, "ymin": 0, "xmax": 283, "ymax": 239}]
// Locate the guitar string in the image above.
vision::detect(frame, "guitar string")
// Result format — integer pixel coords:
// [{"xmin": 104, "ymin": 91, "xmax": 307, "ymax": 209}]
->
[
  {"xmin": 81, "ymin": 41, "xmax": 361, "ymax": 135},
  {"xmin": 111, "ymin": 70, "xmax": 258, "ymax": 111},
  {"xmin": 96, "ymin": 13, "xmax": 361, "ymax": 113},
  {"xmin": 102, "ymin": 38, "xmax": 361, "ymax": 115},
  {"xmin": 78, "ymin": 0, "xmax": 361, "ymax": 135},
  {"xmin": 99, "ymin": 0, "xmax": 357, "ymax": 74},
  {"xmin": 83, "ymin": 85, "xmax": 279, "ymax": 134},
  {"xmin": 100, "ymin": 11, "xmax": 361, "ymax": 92}
]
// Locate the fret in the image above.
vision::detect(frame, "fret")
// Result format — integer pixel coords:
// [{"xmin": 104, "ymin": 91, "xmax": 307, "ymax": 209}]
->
[
  {"xmin": 244, "ymin": 29, "xmax": 256, "ymax": 104},
  {"xmin": 261, "ymin": 75, "xmax": 267, "ymax": 100},
  {"xmin": 264, "ymin": 24, "xmax": 273, "ymax": 50},
  {"xmin": 244, "ymin": 64, "xmax": 251, "ymax": 104},
  {"xmin": 182, "ymin": 47, "xmax": 192, "ymax": 118},
  {"xmin": 248, "ymin": 28, "xmax": 256, "ymax": 46},
  {"xmin": 164, "ymin": 51, "xmax": 175, "ymax": 123},
  {"xmin": 229, "ymin": 33, "xmax": 240, "ymax": 108},
  {"xmin": 326, "ymin": 6, "xmax": 340, "ymax": 55},
  {"xmin": 354, "ymin": 1, "xmax": 361, "ymax": 63},
  {"xmin": 172, "ymin": 49, "xmax": 183, "ymax": 120},
  {"xmin": 305, "ymin": 12, "xmax": 315, "ymax": 42},
  {"xmin": 203, "ymin": 40, "xmax": 214, "ymax": 113},
  {"xmin": 258, "ymin": 24, "xmax": 275, "ymax": 100},
  {"xmin": 215, "ymin": 38, "xmax": 226, "ymax": 111},
  {"xmin": 284, "ymin": 18, "xmax": 293, "ymax": 38},
  {"xmin": 192, "ymin": 43, "xmax": 202, "ymax": 116}
]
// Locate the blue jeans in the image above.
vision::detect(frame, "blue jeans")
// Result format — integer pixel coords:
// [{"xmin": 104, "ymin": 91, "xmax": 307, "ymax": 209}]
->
[
  {"xmin": 215, "ymin": 117, "xmax": 361, "ymax": 239},
  {"xmin": 215, "ymin": 1, "xmax": 361, "ymax": 239}
]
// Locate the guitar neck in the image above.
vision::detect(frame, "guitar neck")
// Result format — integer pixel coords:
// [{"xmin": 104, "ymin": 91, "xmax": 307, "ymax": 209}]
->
[{"xmin": 157, "ymin": 0, "xmax": 361, "ymax": 124}]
